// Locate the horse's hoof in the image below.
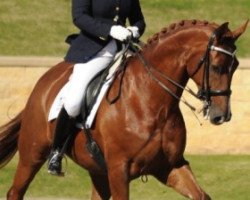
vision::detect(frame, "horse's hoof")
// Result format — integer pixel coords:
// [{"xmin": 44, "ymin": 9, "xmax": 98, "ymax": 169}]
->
[{"xmin": 48, "ymin": 169, "xmax": 65, "ymax": 177}]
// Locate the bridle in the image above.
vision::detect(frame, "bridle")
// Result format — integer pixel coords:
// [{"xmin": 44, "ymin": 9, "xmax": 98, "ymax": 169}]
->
[
  {"xmin": 129, "ymin": 27, "xmax": 236, "ymax": 112},
  {"xmin": 195, "ymin": 32, "xmax": 236, "ymax": 107}
]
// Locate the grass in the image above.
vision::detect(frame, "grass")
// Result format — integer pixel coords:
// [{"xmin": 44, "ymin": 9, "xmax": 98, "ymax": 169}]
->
[
  {"xmin": 0, "ymin": 155, "xmax": 250, "ymax": 199},
  {"xmin": 0, "ymin": 0, "xmax": 249, "ymax": 57}
]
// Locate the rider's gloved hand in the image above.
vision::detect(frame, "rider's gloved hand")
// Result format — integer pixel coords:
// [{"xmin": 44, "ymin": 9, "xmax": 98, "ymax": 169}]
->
[
  {"xmin": 127, "ymin": 26, "xmax": 140, "ymax": 39},
  {"xmin": 110, "ymin": 25, "xmax": 132, "ymax": 41}
]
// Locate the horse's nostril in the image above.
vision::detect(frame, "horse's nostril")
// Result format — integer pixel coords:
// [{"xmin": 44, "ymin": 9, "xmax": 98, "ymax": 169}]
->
[
  {"xmin": 226, "ymin": 113, "xmax": 232, "ymax": 122},
  {"xmin": 211, "ymin": 116, "xmax": 225, "ymax": 125}
]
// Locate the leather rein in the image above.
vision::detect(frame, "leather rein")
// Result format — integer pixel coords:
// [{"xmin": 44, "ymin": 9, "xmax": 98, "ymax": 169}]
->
[{"xmin": 129, "ymin": 29, "xmax": 236, "ymax": 112}]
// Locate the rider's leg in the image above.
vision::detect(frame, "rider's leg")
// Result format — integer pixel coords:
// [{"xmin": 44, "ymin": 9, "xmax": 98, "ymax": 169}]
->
[
  {"xmin": 48, "ymin": 40, "xmax": 117, "ymax": 176},
  {"xmin": 64, "ymin": 40, "xmax": 117, "ymax": 117},
  {"xmin": 47, "ymin": 107, "xmax": 75, "ymax": 176}
]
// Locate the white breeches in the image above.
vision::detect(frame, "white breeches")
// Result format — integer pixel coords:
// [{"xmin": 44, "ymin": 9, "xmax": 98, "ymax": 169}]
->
[{"xmin": 64, "ymin": 40, "xmax": 117, "ymax": 117}]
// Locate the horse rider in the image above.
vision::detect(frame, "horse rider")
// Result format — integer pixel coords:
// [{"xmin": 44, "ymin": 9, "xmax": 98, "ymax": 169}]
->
[{"xmin": 47, "ymin": 0, "xmax": 146, "ymax": 176}]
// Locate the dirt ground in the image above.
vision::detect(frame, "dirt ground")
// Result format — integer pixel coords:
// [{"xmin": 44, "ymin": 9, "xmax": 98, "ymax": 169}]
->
[{"xmin": 0, "ymin": 57, "xmax": 250, "ymax": 154}]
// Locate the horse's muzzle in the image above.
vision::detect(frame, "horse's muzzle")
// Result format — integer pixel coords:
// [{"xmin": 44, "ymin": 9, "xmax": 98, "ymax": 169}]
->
[{"xmin": 209, "ymin": 105, "xmax": 232, "ymax": 125}]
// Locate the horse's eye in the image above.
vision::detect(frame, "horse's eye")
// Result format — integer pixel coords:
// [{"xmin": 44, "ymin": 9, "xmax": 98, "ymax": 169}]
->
[{"xmin": 211, "ymin": 65, "xmax": 221, "ymax": 74}]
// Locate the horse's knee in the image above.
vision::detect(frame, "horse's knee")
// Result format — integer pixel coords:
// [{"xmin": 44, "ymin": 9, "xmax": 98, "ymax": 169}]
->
[{"xmin": 166, "ymin": 164, "xmax": 211, "ymax": 200}]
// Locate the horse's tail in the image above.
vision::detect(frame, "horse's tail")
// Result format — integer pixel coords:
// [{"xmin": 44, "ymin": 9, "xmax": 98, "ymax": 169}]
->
[{"xmin": 0, "ymin": 111, "xmax": 22, "ymax": 169}]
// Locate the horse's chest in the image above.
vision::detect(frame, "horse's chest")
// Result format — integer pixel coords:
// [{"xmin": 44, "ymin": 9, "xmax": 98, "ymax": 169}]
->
[{"xmin": 161, "ymin": 115, "xmax": 186, "ymax": 165}]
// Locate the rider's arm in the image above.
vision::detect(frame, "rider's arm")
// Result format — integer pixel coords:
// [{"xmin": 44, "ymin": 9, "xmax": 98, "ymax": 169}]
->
[
  {"xmin": 72, "ymin": 0, "xmax": 112, "ymax": 38},
  {"xmin": 128, "ymin": 0, "xmax": 146, "ymax": 37}
]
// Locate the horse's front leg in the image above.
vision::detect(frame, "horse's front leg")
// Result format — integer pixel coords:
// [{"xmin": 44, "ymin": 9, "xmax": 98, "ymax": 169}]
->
[
  {"xmin": 153, "ymin": 161, "xmax": 211, "ymax": 200},
  {"xmin": 166, "ymin": 164, "xmax": 211, "ymax": 200},
  {"xmin": 107, "ymin": 159, "xmax": 129, "ymax": 200},
  {"xmin": 158, "ymin": 109, "xmax": 211, "ymax": 200}
]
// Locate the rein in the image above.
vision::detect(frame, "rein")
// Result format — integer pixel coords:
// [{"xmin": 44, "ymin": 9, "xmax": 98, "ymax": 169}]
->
[
  {"xmin": 128, "ymin": 28, "xmax": 235, "ymax": 112},
  {"xmin": 130, "ymin": 43, "xmax": 197, "ymax": 111}
]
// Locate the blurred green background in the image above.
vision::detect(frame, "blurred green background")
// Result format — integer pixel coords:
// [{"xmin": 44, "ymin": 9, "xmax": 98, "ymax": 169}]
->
[{"xmin": 0, "ymin": 0, "xmax": 249, "ymax": 57}]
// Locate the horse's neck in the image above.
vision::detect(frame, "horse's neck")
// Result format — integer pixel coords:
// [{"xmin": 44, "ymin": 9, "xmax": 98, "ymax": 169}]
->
[
  {"xmin": 143, "ymin": 26, "xmax": 212, "ymax": 83},
  {"xmin": 124, "ymin": 55, "xmax": 186, "ymax": 115},
  {"xmin": 130, "ymin": 27, "xmax": 210, "ymax": 111}
]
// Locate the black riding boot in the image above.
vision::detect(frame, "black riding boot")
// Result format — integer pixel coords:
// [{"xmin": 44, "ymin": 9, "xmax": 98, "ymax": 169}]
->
[{"xmin": 48, "ymin": 107, "xmax": 75, "ymax": 176}]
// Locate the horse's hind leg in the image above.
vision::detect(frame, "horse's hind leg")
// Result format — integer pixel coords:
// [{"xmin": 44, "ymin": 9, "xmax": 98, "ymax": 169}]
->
[
  {"xmin": 156, "ymin": 163, "xmax": 211, "ymax": 200},
  {"xmin": 7, "ymin": 157, "xmax": 46, "ymax": 200},
  {"xmin": 7, "ymin": 127, "xmax": 49, "ymax": 200},
  {"xmin": 90, "ymin": 173, "xmax": 111, "ymax": 200}
]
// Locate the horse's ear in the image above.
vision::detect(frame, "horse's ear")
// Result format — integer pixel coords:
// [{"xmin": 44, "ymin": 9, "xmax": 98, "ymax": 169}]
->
[
  {"xmin": 214, "ymin": 22, "xmax": 229, "ymax": 41},
  {"xmin": 231, "ymin": 19, "xmax": 249, "ymax": 41}
]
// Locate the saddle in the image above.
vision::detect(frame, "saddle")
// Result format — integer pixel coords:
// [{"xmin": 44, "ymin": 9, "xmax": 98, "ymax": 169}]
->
[
  {"xmin": 81, "ymin": 68, "xmax": 108, "ymax": 121},
  {"xmin": 80, "ymin": 47, "xmax": 131, "ymax": 128}
]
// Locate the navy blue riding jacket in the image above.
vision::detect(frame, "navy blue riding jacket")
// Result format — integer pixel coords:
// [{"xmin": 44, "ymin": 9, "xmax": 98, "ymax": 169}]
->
[{"xmin": 65, "ymin": 0, "xmax": 146, "ymax": 63}]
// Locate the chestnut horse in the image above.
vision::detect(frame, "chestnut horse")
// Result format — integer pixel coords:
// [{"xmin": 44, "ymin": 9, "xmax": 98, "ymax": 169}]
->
[{"xmin": 0, "ymin": 20, "xmax": 248, "ymax": 200}]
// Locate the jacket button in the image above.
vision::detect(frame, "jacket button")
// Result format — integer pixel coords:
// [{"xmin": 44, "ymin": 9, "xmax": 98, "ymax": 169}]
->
[
  {"xmin": 99, "ymin": 36, "xmax": 106, "ymax": 41},
  {"xmin": 113, "ymin": 15, "xmax": 119, "ymax": 22}
]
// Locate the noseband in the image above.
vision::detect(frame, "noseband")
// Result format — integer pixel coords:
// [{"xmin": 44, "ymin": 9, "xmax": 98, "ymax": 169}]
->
[{"xmin": 196, "ymin": 31, "xmax": 236, "ymax": 106}]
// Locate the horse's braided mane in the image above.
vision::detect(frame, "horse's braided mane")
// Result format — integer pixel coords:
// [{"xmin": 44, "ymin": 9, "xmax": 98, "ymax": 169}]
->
[{"xmin": 143, "ymin": 19, "xmax": 218, "ymax": 48}]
